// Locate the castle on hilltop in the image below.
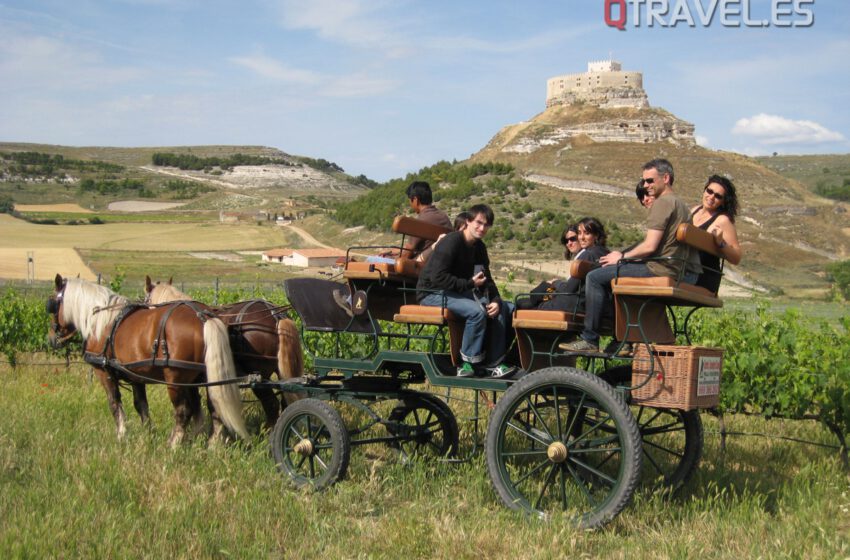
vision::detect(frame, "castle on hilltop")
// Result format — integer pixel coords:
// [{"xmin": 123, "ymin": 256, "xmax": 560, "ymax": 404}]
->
[{"xmin": 546, "ymin": 60, "xmax": 649, "ymax": 109}]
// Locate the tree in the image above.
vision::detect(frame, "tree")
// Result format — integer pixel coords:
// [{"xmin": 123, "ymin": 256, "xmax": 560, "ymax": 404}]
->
[
  {"xmin": 0, "ymin": 195, "xmax": 13, "ymax": 214},
  {"xmin": 826, "ymin": 260, "xmax": 850, "ymax": 300}
]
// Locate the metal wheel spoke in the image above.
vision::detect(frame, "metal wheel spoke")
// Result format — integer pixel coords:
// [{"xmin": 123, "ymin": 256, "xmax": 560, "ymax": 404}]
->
[
  {"xmin": 564, "ymin": 392, "xmax": 587, "ymax": 439},
  {"xmin": 313, "ymin": 452, "xmax": 329, "ymax": 471},
  {"xmin": 308, "ymin": 456, "xmax": 316, "ymax": 478},
  {"xmin": 569, "ymin": 445, "xmax": 622, "ymax": 455},
  {"xmin": 524, "ymin": 395, "xmax": 555, "ymax": 442},
  {"xmin": 643, "ymin": 447, "xmax": 665, "ymax": 476},
  {"xmin": 566, "ymin": 462, "xmax": 597, "ymax": 507},
  {"xmin": 295, "ymin": 453, "xmax": 308, "ymax": 469},
  {"xmin": 638, "ymin": 408, "xmax": 664, "ymax": 428},
  {"xmin": 501, "ymin": 449, "xmax": 549, "ymax": 458},
  {"xmin": 643, "ymin": 438, "xmax": 685, "ymax": 459},
  {"xmin": 534, "ymin": 463, "xmax": 560, "ymax": 511},
  {"xmin": 553, "ymin": 386, "xmax": 563, "ymax": 440},
  {"xmin": 505, "ymin": 419, "xmax": 552, "ymax": 447},
  {"xmin": 510, "ymin": 457, "xmax": 552, "ymax": 487},
  {"xmin": 641, "ymin": 422, "xmax": 685, "ymax": 436},
  {"xmin": 570, "ymin": 411, "xmax": 613, "ymax": 446},
  {"xmin": 569, "ymin": 457, "xmax": 617, "ymax": 487}
]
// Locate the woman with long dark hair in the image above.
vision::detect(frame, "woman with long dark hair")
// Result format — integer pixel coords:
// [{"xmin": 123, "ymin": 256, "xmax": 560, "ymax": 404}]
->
[
  {"xmin": 690, "ymin": 175, "xmax": 742, "ymax": 292},
  {"xmin": 534, "ymin": 217, "xmax": 609, "ymax": 312}
]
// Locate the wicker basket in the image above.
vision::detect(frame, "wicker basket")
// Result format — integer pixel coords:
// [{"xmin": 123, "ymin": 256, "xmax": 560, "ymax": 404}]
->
[{"xmin": 630, "ymin": 345, "xmax": 723, "ymax": 410}]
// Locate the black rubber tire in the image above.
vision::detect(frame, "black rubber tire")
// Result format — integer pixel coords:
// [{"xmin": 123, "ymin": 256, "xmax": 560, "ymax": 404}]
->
[
  {"xmin": 388, "ymin": 393, "xmax": 459, "ymax": 459},
  {"xmin": 485, "ymin": 367, "xmax": 642, "ymax": 530},
  {"xmin": 270, "ymin": 398, "xmax": 350, "ymax": 490},
  {"xmin": 600, "ymin": 365, "xmax": 704, "ymax": 490}
]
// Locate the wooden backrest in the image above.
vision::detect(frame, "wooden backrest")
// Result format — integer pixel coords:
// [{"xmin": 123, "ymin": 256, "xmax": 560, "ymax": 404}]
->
[
  {"xmin": 676, "ymin": 223, "xmax": 721, "ymax": 257},
  {"xmin": 569, "ymin": 259, "xmax": 598, "ymax": 280},
  {"xmin": 391, "ymin": 216, "xmax": 452, "ymax": 242}
]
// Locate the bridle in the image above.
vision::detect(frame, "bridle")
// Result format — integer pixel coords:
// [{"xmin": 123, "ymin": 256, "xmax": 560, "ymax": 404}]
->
[{"xmin": 47, "ymin": 281, "xmax": 78, "ymax": 347}]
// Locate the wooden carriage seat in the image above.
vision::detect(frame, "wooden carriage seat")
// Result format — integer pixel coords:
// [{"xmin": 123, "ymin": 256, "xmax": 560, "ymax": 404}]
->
[
  {"xmin": 611, "ymin": 223, "xmax": 725, "ymax": 342},
  {"xmin": 393, "ymin": 304, "xmax": 463, "ymax": 365},
  {"xmin": 342, "ymin": 216, "xmax": 452, "ymax": 281}
]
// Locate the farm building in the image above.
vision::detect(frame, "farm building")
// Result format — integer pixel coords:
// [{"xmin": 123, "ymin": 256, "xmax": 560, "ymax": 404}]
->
[
  {"xmin": 261, "ymin": 249, "xmax": 293, "ymax": 263},
  {"xmin": 262, "ymin": 248, "xmax": 346, "ymax": 267}
]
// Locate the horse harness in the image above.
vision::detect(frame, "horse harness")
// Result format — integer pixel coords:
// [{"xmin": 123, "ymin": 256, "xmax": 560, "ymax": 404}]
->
[
  {"xmin": 222, "ymin": 300, "xmax": 291, "ymax": 362},
  {"xmin": 83, "ymin": 300, "xmax": 214, "ymax": 384}
]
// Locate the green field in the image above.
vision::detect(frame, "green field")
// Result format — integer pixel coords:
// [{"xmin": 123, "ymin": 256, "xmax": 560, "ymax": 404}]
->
[{"xmin": 1, "ymin": 359, "xmax": 846, "ymax": 558}]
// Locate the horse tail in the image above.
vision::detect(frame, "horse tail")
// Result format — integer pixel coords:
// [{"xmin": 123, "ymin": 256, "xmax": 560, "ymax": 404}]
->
[
  {"xmin": 277, "ymin": 318, "xmax": 304, "ymax": 405},
  {"xmin": 203, "ymin": 317, "xmax": 249, "ymax": 439}
]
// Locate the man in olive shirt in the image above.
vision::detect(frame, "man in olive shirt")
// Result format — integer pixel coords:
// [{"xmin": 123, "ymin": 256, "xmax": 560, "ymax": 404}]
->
[{"xmin": 561, "ymin": 159, "xmax": 701, "ymax": 353}]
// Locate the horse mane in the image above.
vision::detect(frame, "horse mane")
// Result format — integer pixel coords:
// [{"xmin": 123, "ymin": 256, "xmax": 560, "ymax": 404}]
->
[
  {"xmin": 62, "ymin": 278, "xmax": 130, "ymax": 340},
  {"xmin": 149, "ymin": 282, "xmax": 191, "ymax": 304}
]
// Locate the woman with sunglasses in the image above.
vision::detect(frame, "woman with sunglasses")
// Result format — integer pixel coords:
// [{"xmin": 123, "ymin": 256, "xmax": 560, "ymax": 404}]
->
[
  {"xmin": 560, "ymin": 224, "xmax": 581, "ymax": 260},
  {"xmin": 531, "ymin": 217, "xmax": 610, "ymax": 311},
  {"xmin": 690, "ymin": 175, "xmax": 742, "ymax": 291}
]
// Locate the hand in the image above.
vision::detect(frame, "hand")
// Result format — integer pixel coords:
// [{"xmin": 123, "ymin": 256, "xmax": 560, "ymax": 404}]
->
[
  {"xmin": 485, "ymin": 301, "xmax": 500, "ymax": 318},
  {"xmin": 472, "ymin": 271, "xmax": 486, "ymax": 287},
  {"xmin": 711, "ymin": 228, "xmax": 726, "ymax": 248},
  {"xmin": 599, "ymin": 251, "xmax": 622, "ymax": 267}
]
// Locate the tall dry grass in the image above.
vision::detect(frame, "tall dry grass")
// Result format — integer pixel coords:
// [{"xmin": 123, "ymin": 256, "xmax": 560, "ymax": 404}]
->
[{"xmin": 1, "ymin": 359, "xmax": 847, "ymax": 559}]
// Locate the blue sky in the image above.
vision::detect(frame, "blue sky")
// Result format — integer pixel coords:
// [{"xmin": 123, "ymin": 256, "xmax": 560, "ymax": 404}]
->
[{"xmin": 1, "ymin": 0, "xmax": 848, "ymax": 181}]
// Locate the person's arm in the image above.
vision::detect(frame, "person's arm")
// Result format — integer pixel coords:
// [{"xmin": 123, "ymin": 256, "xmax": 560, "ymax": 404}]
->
[
  {"xmin": 600, "ymin": 230, "xmax": 663, "ymax": 266},
  {"xmin": 709, "ymin": 216, "xmax": 743, "ymax": 265}
]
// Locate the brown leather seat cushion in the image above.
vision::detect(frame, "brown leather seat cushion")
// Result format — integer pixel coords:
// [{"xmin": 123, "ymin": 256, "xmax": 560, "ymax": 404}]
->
[
  {"xmin": 393, "ymin": 304, "xmax": 457, "ymax": 324},
  {"xmin": 612, "ymin": 276, "xmax": 715, "ymax": 298}
]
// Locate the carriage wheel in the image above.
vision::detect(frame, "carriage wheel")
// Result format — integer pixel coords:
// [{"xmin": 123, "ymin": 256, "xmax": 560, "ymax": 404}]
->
[
  {"xmin": 600, "ymin": 366, "xmax": 704, "ymax": 489},
  {"xmin": 270, "ymin": 398, "xmax": 350, "ymax": 490},
  {"xmin": 387, "ymin": 393, "xmax": 459, "ymax": 459},
  {"xmin": 486, "ymin": 367, "xmax": 641, "ymax": 529}
]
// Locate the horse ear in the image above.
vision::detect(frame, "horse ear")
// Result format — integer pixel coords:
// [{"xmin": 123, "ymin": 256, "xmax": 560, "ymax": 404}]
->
[
  {"xmin": 145, "ymin": 275, "xmax": 152, "ymax": 293},
  {"xmin": 55, "ymin": 274, "xmax": 64, "ymax": 291},
  {"xmin": 168, "ymin": 277, "xmax": 173, "ymax": 285}
]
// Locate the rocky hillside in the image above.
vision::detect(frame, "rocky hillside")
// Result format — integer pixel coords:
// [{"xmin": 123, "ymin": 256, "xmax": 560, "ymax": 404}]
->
[
  {"xmin": 0, "ymin": 143, "xmax": 368, "ymax": 212},
  {"xmin": 468, "ymin": 105, "xmax": 850, "ymax": 296}
]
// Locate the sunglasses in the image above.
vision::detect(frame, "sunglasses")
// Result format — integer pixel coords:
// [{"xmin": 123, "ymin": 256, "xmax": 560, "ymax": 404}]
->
[
  {"xmin": 565, "ymin": 236, "xmax": 578, "ymax": 243},
  {"xmin": 705, "ymin": 187, "xmax": 725, "ymax": 200},
  {"xmin": 642, "ymin": 177, "xmax": 655, "ymax": 184}
]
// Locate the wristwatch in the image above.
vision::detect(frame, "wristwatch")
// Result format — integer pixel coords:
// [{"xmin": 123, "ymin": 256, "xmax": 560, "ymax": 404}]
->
[{"xmin": 718, "ymin": 240, "xmax": 727, "ymax": 249}]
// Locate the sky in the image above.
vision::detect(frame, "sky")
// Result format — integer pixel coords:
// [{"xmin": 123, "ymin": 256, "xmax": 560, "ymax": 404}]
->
[{"xmin": 1, "ymin": 0, "xmax": 848, "ymax": 181}]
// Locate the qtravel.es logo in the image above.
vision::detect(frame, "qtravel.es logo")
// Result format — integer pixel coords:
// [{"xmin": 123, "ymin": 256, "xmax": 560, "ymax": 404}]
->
[{"xmin": 604, "ymin": 0, "xmax": 815, "ymax": 30}]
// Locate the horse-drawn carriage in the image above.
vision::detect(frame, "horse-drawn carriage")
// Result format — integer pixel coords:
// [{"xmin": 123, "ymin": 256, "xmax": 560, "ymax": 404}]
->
[{"xmin": 47, "ymin": 215, "xmax": 727, "ymax": 530}]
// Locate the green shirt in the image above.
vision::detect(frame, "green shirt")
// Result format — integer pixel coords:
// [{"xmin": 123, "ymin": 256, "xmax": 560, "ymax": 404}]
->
[{"xmin": 645, "ymin": 193, "xmax": 702, "ymax": 278}]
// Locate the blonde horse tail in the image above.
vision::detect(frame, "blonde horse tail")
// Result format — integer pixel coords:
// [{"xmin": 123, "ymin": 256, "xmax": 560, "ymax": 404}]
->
[
  {"xmin": 203, "ymin": 318, "xmax": 249, "ymax": 439},
  {"xmin": 277, "ymin": 318, "xmax": 304, "ymax": 405}
]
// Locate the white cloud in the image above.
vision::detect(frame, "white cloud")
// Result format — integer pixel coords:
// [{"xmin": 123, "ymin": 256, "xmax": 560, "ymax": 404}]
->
[
  {"xmin": 277, "ymin": 0, "xmax": 400, "ymax": 49},
  {"xmin": 695, "ymin": 135, "xmax": 710, "ymax": 147},
  {"xmin": 228, "ymin": 54, "xmax": 321, "ymax": 84},
  {"xmin": 0, "ymin": 31, "xmax": 143, "ymax": 92},
  {"xmin": 731, "ymin": 113, "xmax": 845, "ymax": 145}
]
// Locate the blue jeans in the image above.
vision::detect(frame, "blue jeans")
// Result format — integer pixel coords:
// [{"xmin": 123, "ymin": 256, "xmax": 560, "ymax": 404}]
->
[
  {"xmin": 420, "ymin": 291, "xmax": 513, "ymax": 365},
  {"xmin": 581, "ymin": 264, "xmax": 697, "ymax": 344}
]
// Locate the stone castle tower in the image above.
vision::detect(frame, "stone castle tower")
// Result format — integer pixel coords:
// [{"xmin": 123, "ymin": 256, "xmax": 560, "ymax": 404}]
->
[{"xmin": 546, "ymin": 60, "xmax": 649, "ymax": 109}]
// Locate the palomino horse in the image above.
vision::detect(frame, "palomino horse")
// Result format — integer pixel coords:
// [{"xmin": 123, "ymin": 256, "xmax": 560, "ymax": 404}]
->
[
  {"xmin": 144, "ymin": 276, "xmax": 304, "ymax": 428},
  {"xmin": 47, "ymin": 274, "xmax": 248, "ymax": 446}
]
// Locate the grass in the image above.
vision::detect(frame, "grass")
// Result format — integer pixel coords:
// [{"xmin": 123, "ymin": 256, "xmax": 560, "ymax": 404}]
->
[{"xmin": 2, "ymin": 358, "xmax": 847, "ymax": 558}]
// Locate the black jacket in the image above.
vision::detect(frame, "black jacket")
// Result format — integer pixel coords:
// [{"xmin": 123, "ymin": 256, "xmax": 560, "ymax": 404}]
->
[{"xmin": 416, "ymin": 232, "xmax": 501, "ymax": 303}]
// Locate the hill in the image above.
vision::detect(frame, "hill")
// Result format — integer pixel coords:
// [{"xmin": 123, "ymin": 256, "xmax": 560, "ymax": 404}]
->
[
  {"xmin": 465, "ymin": 104, "xmax": 850, "ymax": 296},
  {"xmin": 0, "ymin": 142, "xmax": 369, "ymax": 214}
]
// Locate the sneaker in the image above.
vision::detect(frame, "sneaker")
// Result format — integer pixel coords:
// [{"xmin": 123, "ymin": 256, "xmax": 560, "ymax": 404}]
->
[
  {"xmin": 332, "ymin": 289, "xmax": 353, "ymax": 317},
  {"xmin": 487, "ymin": 363, "xmax": 517, "ymax": 379},
  {"xmin": 558, "ymin": 338, "xmax": 600, "ymax": 353},
  {"xmin": 456, "ymin": 362, "xmax": 475, "ymax": 377},
  {"xmin": 603, "ymin": 340, "xmax": 633, "ymax": 357}
]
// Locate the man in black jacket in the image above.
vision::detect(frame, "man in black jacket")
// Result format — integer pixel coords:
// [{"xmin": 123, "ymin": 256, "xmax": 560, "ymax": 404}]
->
[{"xmin": 417, "ymin": 204, "xmax": 515, "ymax": 378}]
